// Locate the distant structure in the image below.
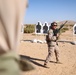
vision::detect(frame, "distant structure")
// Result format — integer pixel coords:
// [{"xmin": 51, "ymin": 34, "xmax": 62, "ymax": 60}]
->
[
  {"xmin": 43, "ymin": 22, "xmax": 49, "ymax": 34},
  {"xmin": 21, "ymin": 23, "xmax": 24, "ymax": 33},
  {"xmin": 20, "ymin": 23, "xmax": 24, "ymax": 41},
  {"xmin": 73, "ymin": 23, "xmax": 76, "ymax": 35},
  {"xmin": 72, "ymin": 23, "xmax": 76, "ymax": 45},
  {"xmin": 35, "ymin": 21, "xmax": 50, "ymax": 34},
  {"xmin": 35, "ymin": 21, "xmax": 43, "ymax": 34}
]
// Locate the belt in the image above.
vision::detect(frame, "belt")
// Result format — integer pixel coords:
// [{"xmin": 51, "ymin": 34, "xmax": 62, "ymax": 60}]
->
[
  {"xmin": 51, "ymin": 40, "xmax": 56, "ymax": 42},
  {"xmin": 48, "ymin": 45, "xmax": 55, "ymax": 47}
]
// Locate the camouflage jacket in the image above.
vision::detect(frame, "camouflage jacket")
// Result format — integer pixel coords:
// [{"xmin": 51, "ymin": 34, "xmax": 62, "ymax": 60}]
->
[{"xmin": 46, "ymin": 29, "xmax": 57, "ymax": 46}]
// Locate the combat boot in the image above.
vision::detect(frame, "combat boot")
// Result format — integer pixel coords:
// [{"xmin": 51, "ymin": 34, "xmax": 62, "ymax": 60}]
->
[
  {"xmin": 56, "ymin": 58, "xmax": 60, "ymax": 63},
  {"xmin": 44, "ymin": 61, "xmax": 47, "ymax": 67}
]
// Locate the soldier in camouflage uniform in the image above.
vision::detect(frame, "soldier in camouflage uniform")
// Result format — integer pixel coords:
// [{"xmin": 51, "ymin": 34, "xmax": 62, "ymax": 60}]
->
[{"xmin": 44, "ymin": 22, "xmax": 60, "ymax": 66}]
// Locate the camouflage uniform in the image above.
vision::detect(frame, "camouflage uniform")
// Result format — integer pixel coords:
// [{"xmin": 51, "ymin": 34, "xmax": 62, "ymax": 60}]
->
[
  {"xmin": 44, "ymin": 28, "xmax": 60, "ymax": 65},
  {"xmin": 0, "ymin": 0, "xmax": 34, "ymax": 75}
]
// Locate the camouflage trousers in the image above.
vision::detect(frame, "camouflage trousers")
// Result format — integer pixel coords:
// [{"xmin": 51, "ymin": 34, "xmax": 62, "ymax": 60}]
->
[
  {"xmin": 45, "ymin": 43, "xmax": 59, "ymax": 63},
  {"xmin": 0, "ymin": 51, "xmax": 21, "ymax": 75}
]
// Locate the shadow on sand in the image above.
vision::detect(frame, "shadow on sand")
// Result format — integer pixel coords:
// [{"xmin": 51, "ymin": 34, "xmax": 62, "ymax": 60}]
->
[
  {"xmin": 20, "ymin": 55, "xmax": 62, "ymax": 68},
  {"xmin": 20, "ymin": 55, "xmax": 49, "ymax": 68},
  {"xmin": 58, "ymin": 40, "xmax": 76, "ymax": 45}
]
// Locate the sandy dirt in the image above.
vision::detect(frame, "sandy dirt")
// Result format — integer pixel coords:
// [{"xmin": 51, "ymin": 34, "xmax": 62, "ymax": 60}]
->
[{"xmin": 18, "ymin": 30, "xmax": 76, "ymax": 75}]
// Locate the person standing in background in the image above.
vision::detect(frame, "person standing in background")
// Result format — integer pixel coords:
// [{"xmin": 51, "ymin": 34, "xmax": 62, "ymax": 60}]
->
[{"xmin": 44, "ymin": 22, "xmax": 60, "ymax": 67}]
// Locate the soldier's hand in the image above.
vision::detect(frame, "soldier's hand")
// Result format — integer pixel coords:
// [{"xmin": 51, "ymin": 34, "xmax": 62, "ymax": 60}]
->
[
  {"xmin": 56, "ymin": 33, "xmax": 59, "ymax": 37},
  {"xmin": 56, "ymin": 33, "xmax": 60, "ymax": 40}
]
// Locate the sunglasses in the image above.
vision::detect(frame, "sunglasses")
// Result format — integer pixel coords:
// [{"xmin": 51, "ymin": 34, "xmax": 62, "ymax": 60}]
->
[{"xmin": 53, "ymin": 25, "xmax": 57, "ymax": 26}]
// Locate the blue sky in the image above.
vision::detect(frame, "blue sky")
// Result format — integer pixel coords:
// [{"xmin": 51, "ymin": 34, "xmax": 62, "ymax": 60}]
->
[{"xmin": 23, "ymin": 0, "xmax": 76, "ymax": 24}]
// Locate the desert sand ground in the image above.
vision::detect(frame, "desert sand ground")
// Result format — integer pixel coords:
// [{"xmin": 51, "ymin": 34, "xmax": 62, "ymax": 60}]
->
[{"xmin": 18, "ymin": 30, "xmax": 76, "ymax": 75}]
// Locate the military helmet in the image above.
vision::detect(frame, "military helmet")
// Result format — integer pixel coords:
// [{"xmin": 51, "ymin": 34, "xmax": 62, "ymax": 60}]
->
[{"xmin": 51, "ymin": 22, "xmax": 57, "ymax": 26}]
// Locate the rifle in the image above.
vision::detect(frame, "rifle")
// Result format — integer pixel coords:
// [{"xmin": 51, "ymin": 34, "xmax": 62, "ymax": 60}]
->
[
  {"xmin": 53, "ymin": 21, "xmax": 68, "ymax": 36},
  {"xmin": 46, "ymin": 21, "xmax": 67, "ymax": 44},
  {"xmin": 53, "ymin": 21, "xmax": 68, "ymax": 45}
]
